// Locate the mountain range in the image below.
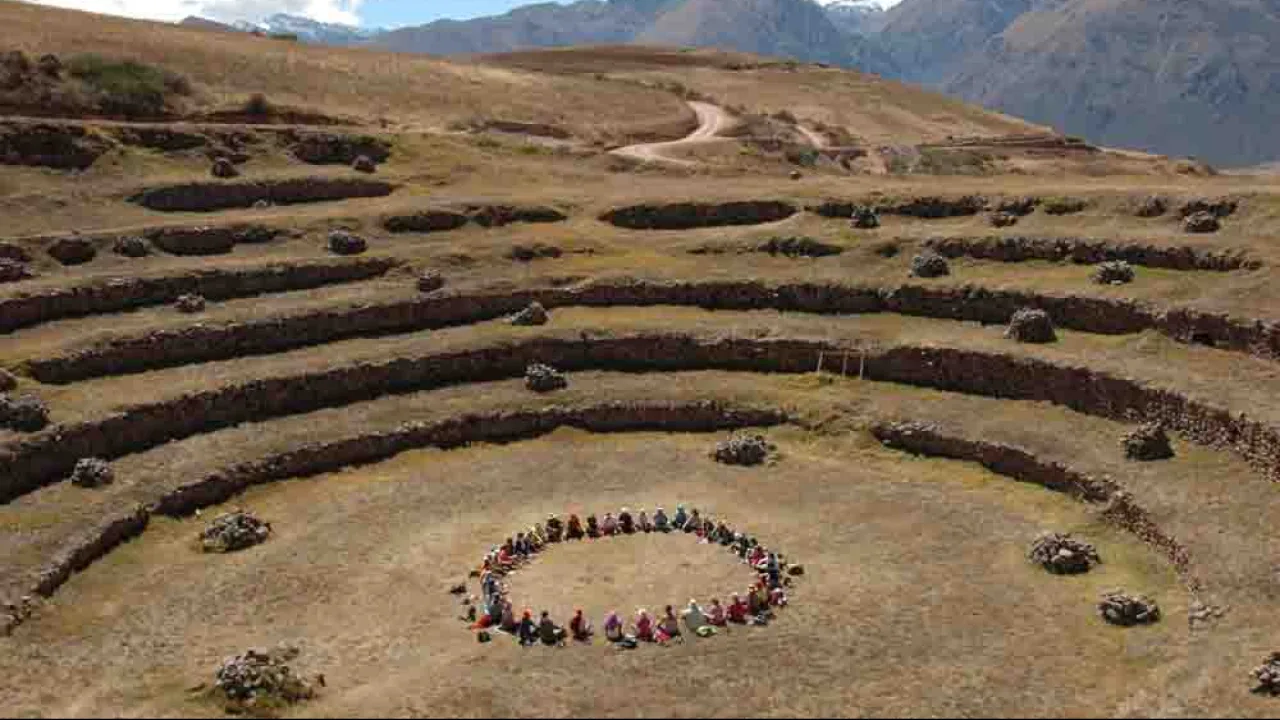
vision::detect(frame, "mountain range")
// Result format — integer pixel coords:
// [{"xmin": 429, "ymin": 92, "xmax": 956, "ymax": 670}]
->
[{"xmin": 181, "ymin": 0, "xmax": 1280, "ymax": 166}]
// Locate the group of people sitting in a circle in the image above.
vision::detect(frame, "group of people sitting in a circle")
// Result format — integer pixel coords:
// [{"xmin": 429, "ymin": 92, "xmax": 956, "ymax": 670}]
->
[{"xmin": 464, "ymin": 504, "xmax": 797, "ymax": 648}]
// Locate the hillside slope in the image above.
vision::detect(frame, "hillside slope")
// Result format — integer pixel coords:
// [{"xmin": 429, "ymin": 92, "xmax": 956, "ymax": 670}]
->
[{"xmin": 375, "ymin": 0, "xmax": 896, "ymax": 75}]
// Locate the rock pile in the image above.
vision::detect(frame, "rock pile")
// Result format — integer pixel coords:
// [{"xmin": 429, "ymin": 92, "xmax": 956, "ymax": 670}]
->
[
  {"xmin": 0, "ymin": 394, "xmax": 49, "ymax": 431},
  {"xmin": 1005, "ymin": 308, "xmax": 1056, "ymax": 343},
  {"xmin": 1135, "ymin": 196, "xmax": 1167, "ymax": 217},
  {"xmin": 112, "ymin": 236, "xmax": 150, "ymax": 258},
  {"xmin": 507, "ymin": 243, "xmax": 562, "ymax": 262},
  {"xmin": 989, "ymin": 211, "xmax": 1018, "ymax": 228},
  {"xmin": 417, "ymin": 270, "xmax": 444, "ymax": 293},
  {"xmin": 757, "ymin": 236, "xmax": 842, "ymax": 258},
  {"xmin": 909, "ymin": 252, "xmax": 950, "ymax": 278},
  {"xmin": 849, "ymin": 206, "xmax": 880, "ymax": 229},
  {"xmin": 69, "ymin": 458, "xmax": 114, "ymax": 488},
  {"xmin": 174, "ymin": 294, "xmax": 207, "ymax": 314},
  {"xmin": 1123, "ymin": 423, "xmax": 1174, "ymax": 461},
  {"xmin": 510, "ymin": 301, "xmax": 549, "ymax": 326},
  {"xmin": 327, "ymin": 230, "xmax": 367, "ymax": 256},
  {"xmin": 351, "ymin": 155, "xmax": 377, "ymax": 173},
  {"xmin": 991, "ymin": 197, "xmax": 1038, "ymax": 216},
  {"xmin": 525, "ymin": 363, "xmax": 567, "ymax": 393},
  {"xmin": 712, "ymin": 433, "xmax": 773, "ymax": 466},
  {"xmin": 0, "ymin": 258, "xmax": 30, "ymax": 282},
  {"xmin": 214, "ymin": 645, "xmax": 316, "ymax": 711},
  {"xmin": 200, "ymin": 510, "xmax": 272, "ymax": 553},
  {"xmin": 1252, "ymin": 653, "xmax": 1280, "ymax": 696},
  {"xmin": 1098, "ymin": 590, "xmax": 1160, "ymax": 626},
  {"xmin": 1028, "ymin": 532, "xmax": 1100, "ymax": 574},
  {"xmin": 210, "ymin": 157, "xmax": 239, "ymax": 179},
  {"xmin": 1091, "ymin": 260, "xmax": 1135, "ymax": 285},
  {"xmin": 1183, "ymin": 211, "xmax": 1220, "ymax": 233},
  {"xmin": 47, "ymin": 236, "xmax": 95, "ymax": 266}
]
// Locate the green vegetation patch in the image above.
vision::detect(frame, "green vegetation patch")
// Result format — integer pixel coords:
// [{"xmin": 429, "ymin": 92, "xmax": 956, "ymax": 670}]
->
[{"xmin": 65, "ymin": 54, "xmax": 190, "ymax": 118}]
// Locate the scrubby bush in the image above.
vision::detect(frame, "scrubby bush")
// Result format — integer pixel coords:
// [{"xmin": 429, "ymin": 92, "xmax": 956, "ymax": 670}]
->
[{"xmin": 65, "ymin": 54, "xmax": 189, "ymax": 118}]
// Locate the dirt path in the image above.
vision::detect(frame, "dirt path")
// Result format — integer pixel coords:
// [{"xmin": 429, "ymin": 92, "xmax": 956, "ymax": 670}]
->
[
  {"xmin": 796, "ymin": 124, "xmax": 830, "ymax": 149},
  {"xmin": 609, "ymin": 101, "xmax": 733, "ymax": 166}
]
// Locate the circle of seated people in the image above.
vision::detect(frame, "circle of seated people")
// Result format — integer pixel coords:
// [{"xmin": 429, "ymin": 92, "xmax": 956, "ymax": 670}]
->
[{"xmin": 462, "ymin": 505, "xmax": 800, "ymax": 649}]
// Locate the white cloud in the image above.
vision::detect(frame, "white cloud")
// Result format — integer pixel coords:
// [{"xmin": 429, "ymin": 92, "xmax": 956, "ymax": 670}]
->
[{"xmin": 22, "ymin": 0, "xmax": 364, "ymax": 24}]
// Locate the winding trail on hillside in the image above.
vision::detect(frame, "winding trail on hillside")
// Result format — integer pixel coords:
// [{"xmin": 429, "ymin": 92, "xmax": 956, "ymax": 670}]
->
[{"xmin": 610, "ymin": 101, "xmax": 733, "ymax": 166}]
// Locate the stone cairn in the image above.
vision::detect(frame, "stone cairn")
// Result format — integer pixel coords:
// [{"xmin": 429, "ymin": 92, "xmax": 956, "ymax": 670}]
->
[
  {"xmin": 174, "ymin": 293, "xmax": 207, "ymax": 314},
  {"xmin": 1092, "ymin": 260, "xmax": 1135, "ymax": 285},
  {"xmin": 200, "ymin": 510, "xmax": 272, "ymax": 553},
  {"xmin": 112, "ymin": 236, "xmax": 150, "ymax": 258},
  {"xmin": 69, "ymin": 458, "xmax": 114, "ymax": 488},
  {"xmin": 510, "ymin": 301, "xmax": 549, "ymax": 326},
  {"xmin": 214, "ymin": 644, "xmax": 316, "ymax": 712},
  {"xmin": 1123, "ymin": 423, "xmax": 1174, "ymax": 461},
  {"xmin": 210, "ymin": 157, "xmax": 239, "ymax": 179},
  {"xmin": 0, "ymin": 394, "xmax": 49, "ymax": 431},
  {"xmin": 1252, "ymin": 652, "xmax": 1280, "ymax": 696},
  {"xmin": 910, "ymin": 251, "xmax": 950, "ymax": 278},
  {"xmin": 1182, "ymin": 211, "xmax": 1220, "ymax": 233},
  {"xmin": 327, "ymin": 230, "xmax": 367, "ymax": 256},
  {"xmin": 1098, "ymin": 590, "xmax": 1160, "ymax": 626},
  {"xmin": 849, "ymin": 206, "xmax": 880, "ymax": 229},
  {"xmin": 1028, "ymin": 532, "xmax": 1100, "ymax": 574},
  {"xmin": 525, "ymin": 363, "xmax": 567, "ymax": 393},
  {"xmin": 417, "ymin": 270, "xmax": 444, "ymax": 293},
  {"xmin": 0, "ymin": 258, "xmax": 29, "ymax": 283},
  {"xmin": 352, "ymin": 155, "xmax": 377, "ymax": 173},
  {"xmin": 989, "ymin": 211, "xmax": 1018, "ymax": 228},
  {"xmin": 1005, "ymin": 308, "xmax": 1057, "ymax": 343},
  {"xmin": 1135, "ymin": 196, "xmax": 1167, "ymax": 218},
  {"xmin": 712, "ymin": 433, "xmax": 773, "ymax": 466}
]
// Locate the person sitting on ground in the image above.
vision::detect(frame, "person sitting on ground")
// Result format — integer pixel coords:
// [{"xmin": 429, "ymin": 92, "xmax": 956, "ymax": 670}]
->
[
  {"xmin": 514, "ymin": 533, "xmax": 530, "ymax": 557},
  {"xmin": 769, "ymin": 586, "xmax": 788, "ymax": 608},
  {"xmin": 707, "ymin": 598, "xmax": 727, "ymax": 626},
  {"xmin": 517, "ymin": 609, "xmax": 538, "ymax": 646},
  {"xmin": 727, "ymin": 594, "xmax": 749, "ymax": 624},
  {"xmin": 538, "ymin": 611, "xmax": 566, "ymax": 646},
  {"xmin": 634, "ymin": 608, "xmax": 654, "ymax": 642},
  {"xmin": 653, "ymin": 507, "xmax": 671, "ymax": 533},
  {"xmin": 566, "ymin": 514, "xmax": 585, "ymax": 541},
  {"xmin": 529, "ymin": 524, "xmax": 546, "ymax": 550},
  {"xmin": 637, "ymin": 508, "xmax": 652, "ymax": 533},
  {"xmin": 496, "ymin": 544, "xmax": 517, "ymax": 571},
  {"xmin": 619, "ymin": 508, "xmax": 635, "ymax": 534},
  {"xmin": 766, "ymin": 552, "xmax": 782, "ymax": 588},
  {"xmin": 601, "ymin": 512, "xmax": 619, "ymax": 537},
  {"xmin": 546, "ymin": 514, "xmax": 564, "ymax": 542},
  {"xmin": 716, "ymin": 522, "xmax": 734, "ymax": 546},
  {"xmin": 586, "ymin": 514, "xmax": 601, "ymax": 539},
  {"xmin": 501, "ymin": 599, "xmax": 518, "ymax": 633},
  {"xmin": 672, "ymin": 505, "xmax": 688, "ymax": 531},
  {"xmin": 748, "ymin": 544, "xmax": 767, "ymax": 569},
  {"xmin": 604, "ymin": 610, "xmax": 625, "ymax": 642},
  {"xmin": 569, "ymin": 608, "xmax": 593, "ymax": 642},
  {"xmin": 747, "ymin": 584, "xmax": 768, "ymax": 616},
  {"xmin": 656, "ymin": 605, "xmax": 682, "ymax": 644},
  {"xmin": 733, "ymin": 533, "xmax": 749, "ymax": 559},
  {"xmin": 684, "ymin": 508, "xmax": 703, "ymax": 534},
  {"xmin": 682, "ymin": 599, "xmax": 709, "ymax": 634}
]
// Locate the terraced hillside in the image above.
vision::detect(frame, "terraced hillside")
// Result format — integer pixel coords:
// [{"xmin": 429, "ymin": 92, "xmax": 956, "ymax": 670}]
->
[{"xmin": 3, "ymin": 4, "xmax": 1280, "ymax": 718}]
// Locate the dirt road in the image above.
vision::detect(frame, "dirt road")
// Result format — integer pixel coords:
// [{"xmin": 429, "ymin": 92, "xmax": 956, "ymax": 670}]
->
[{"xmin": 610, "ymin": 101, "xmax": 732, "ymax": 166}]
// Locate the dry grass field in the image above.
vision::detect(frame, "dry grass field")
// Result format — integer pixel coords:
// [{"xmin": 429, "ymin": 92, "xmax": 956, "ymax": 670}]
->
[{"xmin": 3, "ymin": 2, "xmax": 1280, "ymax": 717}]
